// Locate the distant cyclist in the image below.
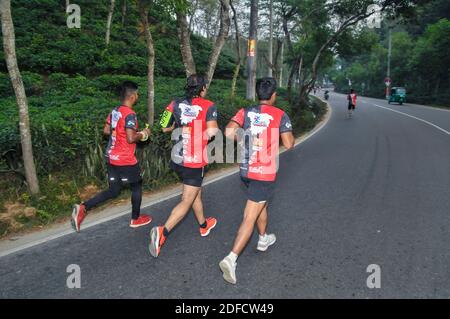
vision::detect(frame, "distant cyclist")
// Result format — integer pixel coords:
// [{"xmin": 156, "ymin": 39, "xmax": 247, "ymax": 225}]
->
[
  {"xmin": 347, "ymin": 89, "xmax": 357, "ymax": 118},
  {"xmin": 149, "ymin": 74, "xmax": 219, "ymax": 258}
]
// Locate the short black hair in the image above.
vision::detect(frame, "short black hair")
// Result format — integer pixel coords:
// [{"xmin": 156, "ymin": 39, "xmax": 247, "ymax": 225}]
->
[
  {"xmin": 119, "ymin": 81, "xmax": 139, "ymax": 101},
  {"xmin": 185, "ymin": 74, "xmax": 208, "ymax": 99},
  {"xmin": 256, "ymin": 77, "xmax": 277, "ymax": 100},
  {"xmin": 350, "ymin": 88, "xmax": 355, "ymax": 93}
]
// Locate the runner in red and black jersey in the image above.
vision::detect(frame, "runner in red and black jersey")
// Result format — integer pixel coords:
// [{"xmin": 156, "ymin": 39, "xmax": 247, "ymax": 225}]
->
[
  {"xmin": 347, "ymin": 88, "xmax": 357, "ymax": 118},
  {"xmin": 71, "ymin": 81, "xmax": 152, "ymax": 232},
  {"xmin": 219, "ymin": 77, "xmax": 295, "ymax": 284},
  {"xmin": 149, "ymin": 75, "xmax": 219, "ymax": 258}
]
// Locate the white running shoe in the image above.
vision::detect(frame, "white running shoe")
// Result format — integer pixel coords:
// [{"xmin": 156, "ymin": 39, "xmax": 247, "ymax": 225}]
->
[
  {"xmin": 219, "ymin": 256, "xmax": 237, "ymax": 285},
  {"xmin": 257, "ymin": 233, "xmax": 276, "ymax": 252}
]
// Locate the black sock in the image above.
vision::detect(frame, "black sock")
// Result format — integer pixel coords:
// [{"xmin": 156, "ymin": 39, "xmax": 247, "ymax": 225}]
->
[
  {"xmin": 163, "ymin": 227, "xmax": 170, "ymax": 237},
  {"xmin": 200, "ymin": 220, "xmax": 207, "ymax": 228}
]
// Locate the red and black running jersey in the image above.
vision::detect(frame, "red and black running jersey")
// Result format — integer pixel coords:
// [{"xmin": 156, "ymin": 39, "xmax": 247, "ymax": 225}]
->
[
  {"xmin": 160, "ymin": 97, "xmax": 217, "ymax": 168},
  {"xmin": 348, "ymin": 93, "xmax": 357, "ymax": 106},
  {"xmin": 231, "ymin": 104, "xmax": 292, "ymax": 182},
  {"xmin": 105, "ymin": 105, "xmax": 138, "ymax": 166}
]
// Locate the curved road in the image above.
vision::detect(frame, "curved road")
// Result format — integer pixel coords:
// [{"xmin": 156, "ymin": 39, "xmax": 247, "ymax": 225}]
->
[{"xmin": 1, "ymin": 93, "xmax": 449, "ymax": 298}]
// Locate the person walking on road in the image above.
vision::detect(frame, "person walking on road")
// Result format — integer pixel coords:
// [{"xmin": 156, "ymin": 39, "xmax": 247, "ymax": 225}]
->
[
  {"xmin": 347, "ymin": 88, "xmax": 357, "ymax": 118},
  {"xmin": 149, "ymin": 75, "xmax": 219, "ymax": 258},
  {"xmin": 219, "ymin": 77, "xmax": 295, "ymax": 284},
  {"xmin": 71, "ymin": 81, "xmax": 152, "ymax": 232}
]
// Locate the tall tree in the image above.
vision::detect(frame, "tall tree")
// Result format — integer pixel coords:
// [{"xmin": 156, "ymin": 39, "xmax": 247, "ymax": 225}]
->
[
  {"xmin": 175, "ymin": 0, "xmax": 230, "ymax": 87},
  {"xmin": 105, "ymin": 0, "xmax": 116, "ymax": 46},
  {"xmin": 205, "ymin": 0, "xmax": 230, "ymax": 86},
  {"xmin": 230, "ymin": 0, "xmax": 241, "ymax": 99},
  {"xmin": 1, "ymin": 0, "xmax": 40, "ymax": 194},
  {"xmin": 176, "ymin": 9, "xmax": 197, "ymax": 76},
  {"xmin": 138, "ymin": 0, "xmax": 156, "ymax": 125},
  {"xmin": 246, "ymin": 0, "xmax": 258, "ymax": 100}
]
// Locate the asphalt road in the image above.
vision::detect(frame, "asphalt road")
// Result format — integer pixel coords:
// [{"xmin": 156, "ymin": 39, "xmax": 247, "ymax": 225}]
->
[{"xmin": 1, "ymin": 93, "xmax": 449, "ymax": 298}]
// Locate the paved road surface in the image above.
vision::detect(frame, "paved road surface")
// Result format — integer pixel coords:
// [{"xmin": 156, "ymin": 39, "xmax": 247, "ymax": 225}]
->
[{"xmin": 1, "ymin": 93, "xmax": 449, "ymax": 298}]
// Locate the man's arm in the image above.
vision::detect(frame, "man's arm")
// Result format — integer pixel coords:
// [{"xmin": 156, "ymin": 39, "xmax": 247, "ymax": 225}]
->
[
  {"xmin": 205, "ymin": 104, "xmax": 219, "ymax": 139},
  {"xmin": 160, "ymin": 102, "xmax": 175, "ymax": 133},
  {"xmin": 225, "ymin": 108, "xmax": 244, "ymax": 141},
  {"xmin": 280, "ymin": 132, "xmax": 295, "ymax": 150},
  {"xmin": 206, "ymin": 120, "xmax": 219, "ymax": 139},
  {"xmin": 224, "ymin": 120, "xmax": 241, "ymax": 141},
  {"xmin": 124, "ymin": 113, "xmax": 150, "ymax": 144},
  {"xmin": 103, "ymin": 123, "xmax": 111, "ymax": 136},
  {"xmin": 280, "ymin": 112, "xmax": 294, "ymax": 150},
  {"xmin": 126, "ymin": 128, "xmax": 149, "ymax": 144}
]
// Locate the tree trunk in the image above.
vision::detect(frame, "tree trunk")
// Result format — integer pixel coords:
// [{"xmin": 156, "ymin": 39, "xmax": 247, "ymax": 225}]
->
[
  {"xmin": 287, "ymin": 56, "xmax": 300, "ymax": 104},
  {"xmin": 138, "ymin": 0, "xmax": 155, "ymax": 125},
  {"xmin": 246, "ymin": 0, "xmax": 258, "ymax": 101},
  {"xmin": 1, "ymin": 0, "xmax": 40, "ymax": 195},
  {"xmin": 230, "ymin": 0, "xmax": 241, "ymax": 99},
  {"xmin": 205, "ymin": 0, "xmax": 230, "ymax": 87},
  {"xmin": 268, "ymin": 0, "xmax": 273, "ymax": 77},
  {"xmin": 121, "ymin": 0, "xmax": 126, "ymax": 26},
  {"xmin": 279, "ymin": 40, "xmax": 284, "ymax": 87},
  {"xmin": 176, "ymin": 11, "xmax": 196, "ymax": 77},
  {"xmin": 105, "ymin": 0, "xmax": 115, "ymax": 46}
]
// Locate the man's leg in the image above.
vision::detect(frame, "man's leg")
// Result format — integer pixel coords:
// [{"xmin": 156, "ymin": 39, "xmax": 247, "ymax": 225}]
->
[
  {"xmin": 219, "ymin": 199, "xmax": 266, "ymax": 284},
  {"xmin": 130, "ymin": 181, "xmax": 143, "ymax": 220},
  {"xmin": 256, "ymin": 203, "xmax": 268, "ymax": 236},
  {"xmin": 192, "ymin": 189, "xmax": 206, "ymax": 225},
  {"xmin": 72, "ymin": 181, "xmax": 122, "ymax": 232},
  {"xmin": 164, "ymin": 184, "xmax": 201, "ymax": 232},
  {"xmin": 83, "ymin": 181, "xmax": 122, "ymax": 211},
  {"xmin": 231, "ymin": 200, "xmax": 266, "ymax": 255}
]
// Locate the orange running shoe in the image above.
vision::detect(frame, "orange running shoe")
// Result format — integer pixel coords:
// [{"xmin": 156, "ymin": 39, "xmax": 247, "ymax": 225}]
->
[
  {"xmin": 149, "ymin": 226, "xmax": 167, "ymax": 258},
  {"xmin": 199, "ymin": 217, "xmax": 217, "ymax": 237}
]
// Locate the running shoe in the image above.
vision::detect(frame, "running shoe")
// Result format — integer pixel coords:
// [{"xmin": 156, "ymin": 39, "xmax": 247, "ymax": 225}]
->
[
  {"xmin": 199, "ymin": 217, "xmax": 217, "ymax": 237},
  {"xmin": 257, "ymin": 233, "xmax": 276, "ymax": 252},
  {"xmin": 71, "ymin": 204, "xmax": 86, "ymax": 233},
  {"xmin": 149, "ymin": 226, "xmax": 167, "ymax": 258},
  {"xmin": 219, "ymin": 256, "xmax": 237, "ymax": 284},
  {"xmin": 130, "ymin": 215, "xmax": 152, "ymax": 228}
]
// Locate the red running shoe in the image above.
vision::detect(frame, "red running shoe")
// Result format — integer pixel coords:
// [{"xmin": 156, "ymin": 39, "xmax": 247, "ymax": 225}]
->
[
  {"xmin": 130, "ymin": 215, "xmax": 152, "ymax": 228},
  {"xmin": 200, "ymin": 217, "xmax": 217, "ymax": 237},
  {"xmin": 71, "ymin": 204, "xmax": 86, "ymax": 233}
]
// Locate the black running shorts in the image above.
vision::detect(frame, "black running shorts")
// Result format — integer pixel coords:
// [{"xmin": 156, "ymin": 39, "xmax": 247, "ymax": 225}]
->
[
  {"xmin": 241, "ymin": 177, "xmax": 275, "ymax": 203},
  {"xmin": 348, "ymin": 103, "xmax": 355, "ymax": 110},
  {"xmin": 108, "ymin": 163, "xmax": 142, "ymax": 184},
  {"xmin": 170, "ymin": 161, "xmax": 206, "ymax": 187}
]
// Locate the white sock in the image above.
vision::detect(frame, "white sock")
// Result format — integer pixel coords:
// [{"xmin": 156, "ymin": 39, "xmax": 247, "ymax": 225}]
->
[
  {"xmin": 227, "ymin": 252, "xmax": 238, "ymax": 264},
  {"xmin": 259, "ymin": 233, "xmax": 267, "ymax": 241}
]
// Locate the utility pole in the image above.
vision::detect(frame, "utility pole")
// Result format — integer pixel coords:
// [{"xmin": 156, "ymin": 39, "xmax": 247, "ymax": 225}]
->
[
  {"xmin": 386, "ymin": 27, "xmax": 392, "ymax": 99},
  {"xmin": 246, "ymin": 0, "xmax": 258, "ymax": 100}
]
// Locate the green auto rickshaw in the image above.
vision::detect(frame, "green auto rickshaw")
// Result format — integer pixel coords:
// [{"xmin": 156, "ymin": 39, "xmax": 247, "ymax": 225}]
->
[{"xmin": 388, "ymin": 87, "xmax": 406, "ymax": 105}]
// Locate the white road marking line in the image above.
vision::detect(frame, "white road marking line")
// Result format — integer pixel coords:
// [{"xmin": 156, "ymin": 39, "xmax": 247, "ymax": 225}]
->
[
  {"xmin": 0, "ymin": 102, "xmax": 333, "ymax": 258},
  {"xmin": 372, "ymin": 103, "xmax": 450, "ymax": 136}
]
